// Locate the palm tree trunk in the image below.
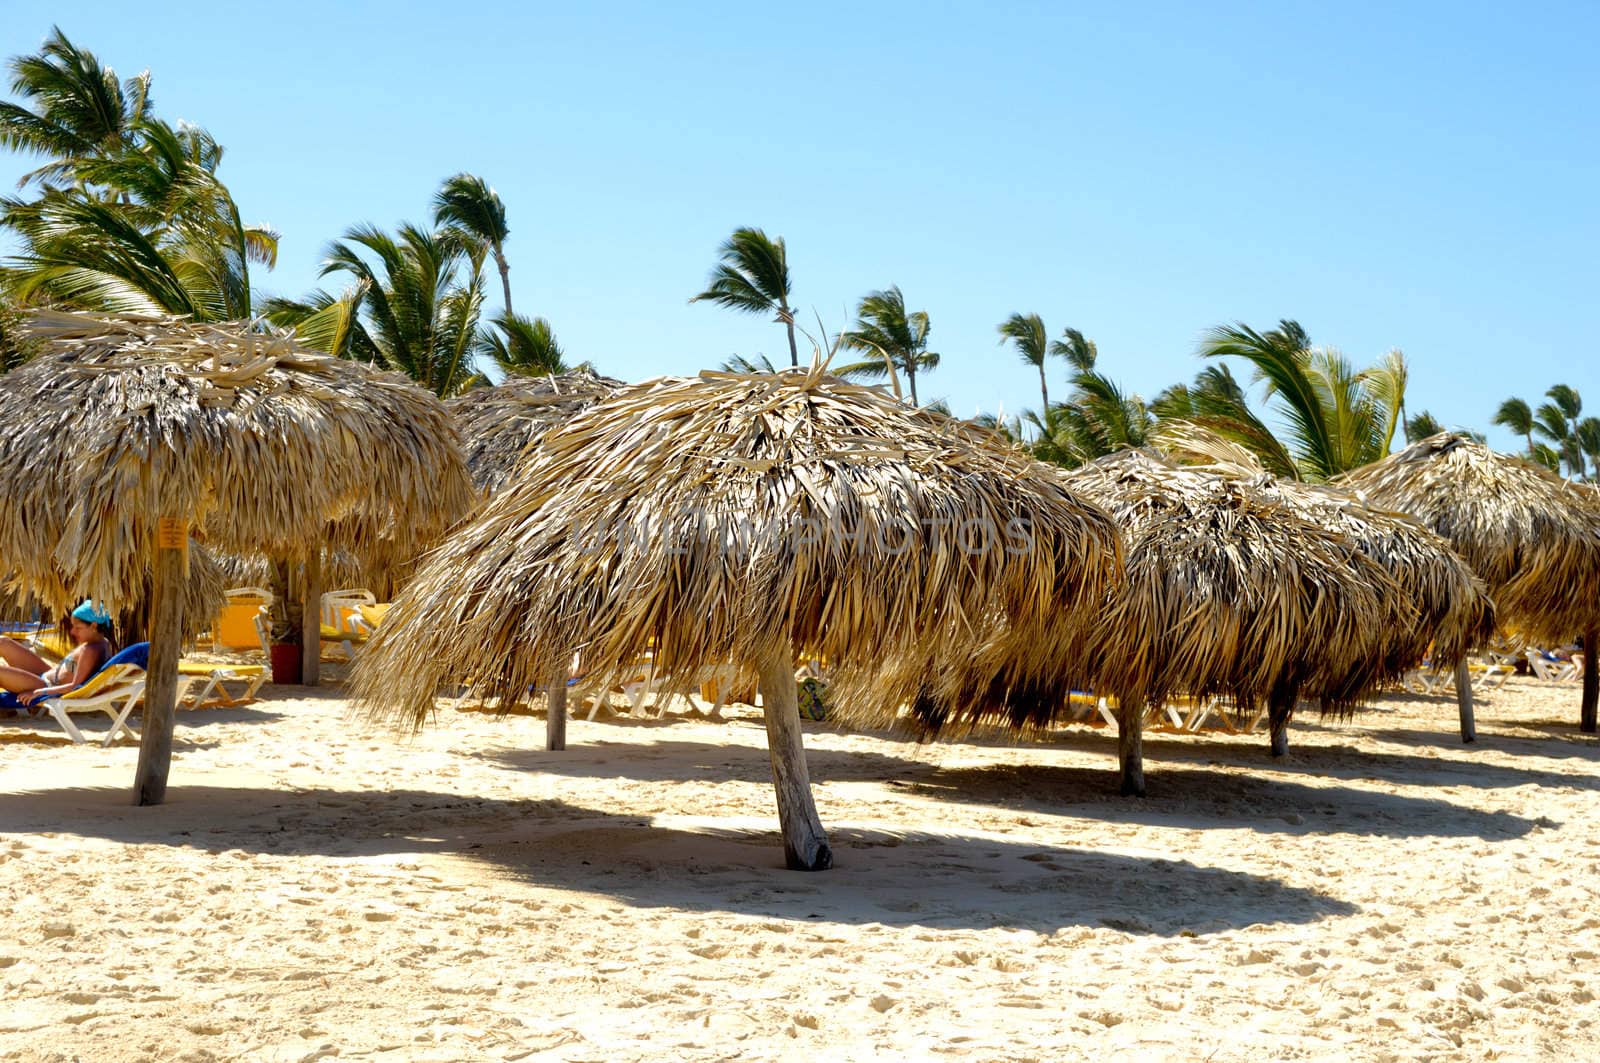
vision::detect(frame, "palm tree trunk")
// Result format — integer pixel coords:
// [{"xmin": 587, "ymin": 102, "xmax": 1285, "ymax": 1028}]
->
[
  {"xmin": 781, "ymin": 301, "xmax": 799, "ymax": 367},
  {"xmin": 907, "ymin": 364, "xmax": 918, "ymax": 407},
  {"xmin": 494, "ymin": 244, "xmax": 513, "ymax": 318},
  {"xmin": 1038, "ymin": 364, "xmax": 1049, "ymax": 414}
]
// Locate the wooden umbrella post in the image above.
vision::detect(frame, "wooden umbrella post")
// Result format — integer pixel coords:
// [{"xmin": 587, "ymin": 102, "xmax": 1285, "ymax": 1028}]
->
[
  {"xmin": 755, "ymin": 646, "xmax": 832, "ymax": 871},
  {"xmin": 1582, "ymin": 628, "xmax": 1597, "ymax": 734},
  {"xmin": 1268, "ymin": 685, "xmax": 1295, "ymax": 758},
  {"xmin": 546, "ymin": 665, "xmax": 567, "ymax": 751},
  {"xmin": 1116, "ymin": 691, "xmax": 1145, "ymax": 797},
  {"xmin": 301, "ymin": 549, "xmax": 321, "ymax": 687},
  {"xmin": 133, "ymin": 519, "xmax": 187, "ymax": 806},
  {"xmin": 1455, "ymin": 660, "xmax": 1477, "ymax": 742}
]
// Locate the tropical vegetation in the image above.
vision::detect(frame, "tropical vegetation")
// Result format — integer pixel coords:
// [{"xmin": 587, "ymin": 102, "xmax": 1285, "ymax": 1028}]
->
[
  {"xmin": 3, "ymin": 32, "xmax": 1588, "ymax": 476},
  {"xmin": 1493, "ymin": 386, "xmax": 1600, "ymax": 478},
  {"xmin": 690, "ymin": 227, "xmax": 799, "ymax": 367},
  {"xmin": 833, "ymin": 286, "xmax": 939, "ymax": 405}
]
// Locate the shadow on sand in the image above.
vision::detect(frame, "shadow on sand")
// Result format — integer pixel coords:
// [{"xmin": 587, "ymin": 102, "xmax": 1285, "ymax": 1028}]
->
[
  {"xmin": 491, "ymin": 735, "xmax": 1540, "ymax": 841},
  {"xmin": 0, "ymin": 783, "xmax": 1356, "ymax": 936}
]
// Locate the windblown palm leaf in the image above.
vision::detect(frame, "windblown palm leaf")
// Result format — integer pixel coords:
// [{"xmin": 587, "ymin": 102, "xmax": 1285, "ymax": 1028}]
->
[
  {"xmin": 434, "ymin": 173, "xmax": 514, "ymax": 316},
  {"xmin": 0, "ymin": 27, "xmax": 152, "ymax": 188},
  {"xmin": 690, "ymin": 227, "xmax": 799, "ymax": 367},
  {"xmin": 477, "ymin": 311, "xmax": 565, "ymax": 378},
  {"xmin": 834, "ymin": 285, "xmax": 939, "ymax": 405}
]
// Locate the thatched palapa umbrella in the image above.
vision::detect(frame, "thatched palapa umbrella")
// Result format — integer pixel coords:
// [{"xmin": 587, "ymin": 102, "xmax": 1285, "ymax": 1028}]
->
[
  {"xmin": 1235, "ymin": 470, "xmax": 1496, "ymax": 739},
  {"xmin": 4, "ymin": 538, "xmax": 225, "ymax": 645},
  {"xmin": 1338, "ymin": 433, "xmax": 1600, "ymax": 732},
  {"xmin": 446, "ymin": 370, "xmax": 625, "ymax": 496},
  {"xmin": 355, "ymin": 367, "xmax": 1123, "ymax": 870},
  {"xmin": 1054, "ymin": 451, "xmax": 1410, "ymax": 783},
  {"xmin": 0, "ymin": 311, "xmax": 474, "ymax": 803}
]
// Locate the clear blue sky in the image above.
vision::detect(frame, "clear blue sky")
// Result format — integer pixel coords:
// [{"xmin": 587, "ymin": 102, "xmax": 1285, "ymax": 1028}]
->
[{"xmin": 4, "ymin": 2, "xmax": 1596, "ymax": 453}]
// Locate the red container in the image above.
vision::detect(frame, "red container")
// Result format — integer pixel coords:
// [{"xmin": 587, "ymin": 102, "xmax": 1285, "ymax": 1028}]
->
[{"xmin": 269, "ymin": 643, "xmax": 302, "ymax": 685}]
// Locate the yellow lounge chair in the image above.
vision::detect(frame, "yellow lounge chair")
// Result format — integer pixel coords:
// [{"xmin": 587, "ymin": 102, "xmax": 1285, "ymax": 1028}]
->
[
  {"xmin": 177, "ymin": 661, "xmax": 267, "ymax": 707},
  {"xmin": 36, "ymin": 664, "xmax": 147, "ymax": 746}
]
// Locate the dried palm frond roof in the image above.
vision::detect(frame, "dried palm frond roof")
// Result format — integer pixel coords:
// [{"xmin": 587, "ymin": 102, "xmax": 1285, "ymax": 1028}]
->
[
  {"xmin": 1060, "ymin": 450, "xmax": 1409, "ymax": 713},
  {"xmin": 1337, "ymin": 433, "xmax": 1600, "ymax": 643},
  {"xmin": 0, "ymin": 311, "xmax": 475, "ymax": 611},
  {"xmin": 2, "ymin": 538, "xmax": 224, "ymax": 644},
  {"xmin": 355, "ymin": 367, "xmax": 1125, "ymax": 729},
  {"xmin": 447, "ymin": 371, "xmax": 626, "ymax": 494},
  {"xmin": 1236, "ymin": 473, "xmax": 1495, "ymax": 672},
  {"xmin": 210, "ymin": 549, "xmax": 367, "ymax": 596}
]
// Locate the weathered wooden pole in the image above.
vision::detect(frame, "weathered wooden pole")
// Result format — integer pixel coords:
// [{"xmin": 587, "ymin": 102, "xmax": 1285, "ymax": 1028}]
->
[
  {"xmin": 1581, "ymin": 628, "xmax": 1597, "ymax": 734},
  {"xmin": 1116, "ymin": 691, "xmax": 1145, "ymax": 797},
  {"xmin": 755, "ymin": 646, "xmax": 831, "ymax": 870},
  {"xmin": 1268, "ymin": 686, "xmax": 1295, "ymax": 758},
  {"xmin": 1455, "ymin": 660, "xmax": 1476, "ymax": 742},
  {"xmin": 545, "ymin": 667, "xmax": 567, "ymax": 751},
  {"xmin": 133, "ymin": 520, "xmax": 187, "ymax": 806},
  {"xmin": 300, "ymin": 549, "xmax": 321, "ymax": 687}
]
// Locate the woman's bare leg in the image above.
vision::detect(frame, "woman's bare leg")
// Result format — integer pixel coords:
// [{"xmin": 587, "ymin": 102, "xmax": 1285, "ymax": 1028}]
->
[
  {"xmin": 0, "ymin": 664, "xmax": 47, "ymax": 695},
  {"xmin": 0, "ymin": 638, "xmax": 47, "ymax": 675}
]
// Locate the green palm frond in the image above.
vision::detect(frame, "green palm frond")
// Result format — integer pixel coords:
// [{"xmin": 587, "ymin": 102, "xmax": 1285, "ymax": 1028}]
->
[
  {"xmin": 479, "ymin": 311, "xmax": 566, "ymax": 377},
  {"xmin": 837, "ymin": 285, "xmax": 938, "ymax": 405},
  {"xmin": 1492, "ymin": 397, "xmax": 1534, "ymax": 438},
  {"xmin": 998, "ymin": 312, "xmax": 1048, "ymax": 368},
  {"xmin": 1050, "ymin": 327, "xmax": 1097, "ymax": 371}
]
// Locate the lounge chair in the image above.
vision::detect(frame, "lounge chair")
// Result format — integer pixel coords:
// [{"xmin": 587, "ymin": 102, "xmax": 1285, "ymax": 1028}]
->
[
  {"xmin": 176, "ymin": 661, "xmax": 268, "ymax": 706},
  {"xmin": 320, "ymin": 589, "xmax": 377, "ymax": 660},
  {"xmin": 32, "ymin": 665, "xmax": 147, "ymax": 745},
  {"xmin": 1526, "ymin": 649, "xmax": 1579, "ymax": 682},
  {"xmin": 6, "ymin": 643, "xmax": 151, "ymax": 746},
  {"xmin": 210, "ymin": 588, "xmax": 273, "ymax": 656}
]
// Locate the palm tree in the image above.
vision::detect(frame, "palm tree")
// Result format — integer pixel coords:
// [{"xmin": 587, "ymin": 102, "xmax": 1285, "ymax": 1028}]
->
[
  {"xmin": 433, "ymin": 173, "xmax": 514, "ymax": 317},
  {"xmin": 1151, "ymin": 364, "xmax": 1299, "ymax": 478},
  {"xmin": 1186, "ymin": 320, "xmax": 1407, "ymax": 481},
  {"xmin": 478, "ymin": 311, "xmax": 565, "ymax": 377},
  {"xmin": 690, "ymin": 228, "xmax": 798, "ymax": 367},
  {"xmin": 997, "ymin": 313, "xmax": 1053, "ymax": 413},
  {"xmin": 1492, "ymin": 397, "xmax": 1537, "ymax": 455},
  {"xmin": 0, "ymin": 27, "xmax": 152, "ymax": 190},
  {"xmin": 720, "ymin": 353, "xmax": 778, "ymax": 373},
  {"xmin": 833, "ymin": 286, "xmax": 939, "ymax": 405},
  {"xmin": 0, "ymin": 292, "xmax": 39, "ymax": 369},
  {"xmin": 268, "ymin": 223, "xmax": 484, "ymax": 396},
  {"xmin": 1540, "ymin": 385, "xmax": 1584, "ymax": 477},
  {"xmin": 1055, "ymin": 327, "xmax": 1098, "ymax": 372},
  {"xmin": 1405, "ymin": 410, "xmax": 1445, "ymax": 439},
  {"xmin": 1576, "ymin": 417, "xmax": 1600, "ymax": 481},
  {"xmin": 2, "ymin": 119, "xmax": 277, "ymax": 319}
]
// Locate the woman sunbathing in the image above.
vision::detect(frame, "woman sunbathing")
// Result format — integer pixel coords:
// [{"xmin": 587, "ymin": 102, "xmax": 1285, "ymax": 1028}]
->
[{"xmin": 0, "ymin": 601, "xmax": 115, "ymax": 713}]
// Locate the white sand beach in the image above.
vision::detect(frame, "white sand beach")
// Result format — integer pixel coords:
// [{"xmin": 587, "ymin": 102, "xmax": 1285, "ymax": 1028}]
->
[{"xmin": 2, "ymin": 675, "xmax": 1597, "ymax": 1062}]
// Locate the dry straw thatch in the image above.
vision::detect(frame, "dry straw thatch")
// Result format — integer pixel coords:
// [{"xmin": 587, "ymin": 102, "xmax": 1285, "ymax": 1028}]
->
[
  {"xmin": 1238, "ymin": 473, "xmax": 1495, "ymax": 679},
  {"xmin": 3, "ymin": 538, "xmax": 224, "ymax": 645},
  {"xmin": 356, "ymin": 366, "xmax": 1123, "ymax": 868},
  {"xmin": 0, "ymin": 310, "xmax": 475, "ymax": 802},
  {"xmin": 1337, "ymin": 433, "xmax": 1600, "ymax": 645},
  {"xmin": 1338, "ymin": 433, "xmax": 1600, "ymax": 733},
  {"xmin": 1056, "ymin": 451, "xmax": 1412, "ymax": 779},
  {"xmin": 447, "ymin": 370, "xmax": 625, "ymax": 495},
  {"xmin": 0, "ymin": 311, "xmax": 474, "ymax": 608}
]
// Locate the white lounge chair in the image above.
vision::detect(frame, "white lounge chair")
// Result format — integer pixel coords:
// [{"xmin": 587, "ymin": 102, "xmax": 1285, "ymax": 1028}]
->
[
  {"xmin": 1526, "ymin": 650, "xmax": 1579, "ymax": 682},
  {"xmin": 36, "ymin": 664, "xmax": 147, "ymax": 746}
]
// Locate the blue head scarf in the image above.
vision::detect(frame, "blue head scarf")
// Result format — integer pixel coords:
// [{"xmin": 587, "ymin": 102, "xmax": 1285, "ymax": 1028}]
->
[{"xmin": 71, "ymin": 600, "xmax": 112, "ymax": 626}]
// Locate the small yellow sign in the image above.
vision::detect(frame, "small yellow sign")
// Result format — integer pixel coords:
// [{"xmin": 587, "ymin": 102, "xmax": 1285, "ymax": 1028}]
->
[{"xmin": 157, "ymin": 517, "xmax": 188, "ymax": 550}]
